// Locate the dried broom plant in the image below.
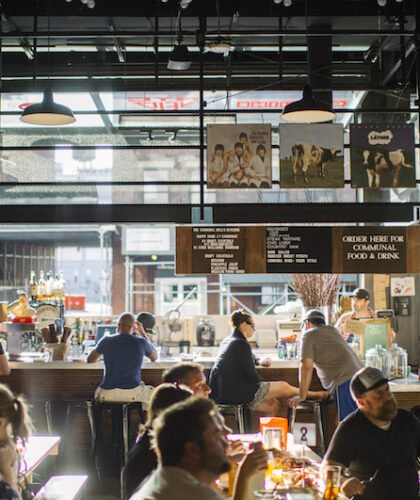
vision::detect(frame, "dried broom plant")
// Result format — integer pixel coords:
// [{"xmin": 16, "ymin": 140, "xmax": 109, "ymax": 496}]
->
[{"xmin": 290, "ymin": 274, "xmax": 342, "ymax": 308}]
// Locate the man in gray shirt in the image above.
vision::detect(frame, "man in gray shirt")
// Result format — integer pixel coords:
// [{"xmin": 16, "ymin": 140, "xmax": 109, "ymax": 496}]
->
[{"xmin": 289, "ymin": 309, "xmax": 363, "ymax": 421}]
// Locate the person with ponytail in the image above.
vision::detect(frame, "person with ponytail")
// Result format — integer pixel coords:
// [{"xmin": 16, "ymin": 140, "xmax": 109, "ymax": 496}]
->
[{"xmin": 0, "ymin": 384, "xmax": 33, "ymax": 499}]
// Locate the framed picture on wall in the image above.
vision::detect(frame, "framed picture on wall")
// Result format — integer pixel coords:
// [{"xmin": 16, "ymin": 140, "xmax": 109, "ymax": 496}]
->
[
  {"xmin": 279, "ymin": 124, "xmax": 344, "ymax": 188},
  {"xmin": 206, "ymin": 124, "xmax": 272, "ymax": 189},
  {"xmin": 350, "ymin": 123, "xmax": 416, "ymax": 188}
]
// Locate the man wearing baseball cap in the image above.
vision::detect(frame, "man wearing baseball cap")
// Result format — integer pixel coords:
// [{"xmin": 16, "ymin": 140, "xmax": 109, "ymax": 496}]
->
[
  {"xmin": 323, "ymin": 366, "xmax": 420, "ymax": 499},
  {"xmin": 335, "ymin": 288, "xmax": 376, "ymax": 341},
  {"xmin": 289, "ymin": 309, "xmax": 363, "ymax": 421},
  {"xmin": 135, "ymin": 311, "xmax": 157, "ymax": 339}
]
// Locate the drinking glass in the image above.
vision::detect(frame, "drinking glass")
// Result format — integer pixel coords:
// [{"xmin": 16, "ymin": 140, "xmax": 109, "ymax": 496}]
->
[
  {"xmin": 253, "ymin": 491, "xmax": 276, "ymax": 499},
  {"xmin": 264, "ymin": 451, "xmax": 274, "ymax": 481},
  {"xmin": 322, "ymin": 465, "xmax": 341, "ymax": 499}
]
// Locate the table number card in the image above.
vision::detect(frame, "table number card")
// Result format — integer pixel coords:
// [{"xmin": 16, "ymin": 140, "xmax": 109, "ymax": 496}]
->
[{"xmin": 292, "ymin": 423, "xmax": 317, "ymax": 446}]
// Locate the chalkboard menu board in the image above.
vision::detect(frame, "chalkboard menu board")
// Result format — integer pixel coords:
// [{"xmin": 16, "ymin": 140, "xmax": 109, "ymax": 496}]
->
[
  {"xmin": 266, "ymin": 226, "xmax": 332, "ymax": 273},
  {"xmin": 176, "ymin": 225, "xmax": 419, "ymax": 275},
  {"xmin": 191, "ymin": 227, "xmax": 245, "ymax": 274}
]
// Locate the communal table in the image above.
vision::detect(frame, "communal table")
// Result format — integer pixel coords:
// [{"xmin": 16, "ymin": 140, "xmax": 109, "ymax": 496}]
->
[{"xmin": 19, "ymin": 436, "xmax": 61, "ymax": 483}]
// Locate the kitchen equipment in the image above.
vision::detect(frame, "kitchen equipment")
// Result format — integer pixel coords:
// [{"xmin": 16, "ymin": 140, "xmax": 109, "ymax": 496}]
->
[
  {"xmin": 387, "ymin": 343, "xmax": 408, "ymax": 379},
  {"xmin": 196, "ymin": 318, "xmax": 215, "ymax": 346},
  {"xmin": 365, "ymin": 344, "xmax": 391, "ymax": 378}
]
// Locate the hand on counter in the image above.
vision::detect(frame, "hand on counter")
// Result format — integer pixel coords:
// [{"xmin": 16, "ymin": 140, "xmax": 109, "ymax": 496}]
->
[{"xmin": 258, "ymin": 357, "xmax": 272, "ymax": 367}]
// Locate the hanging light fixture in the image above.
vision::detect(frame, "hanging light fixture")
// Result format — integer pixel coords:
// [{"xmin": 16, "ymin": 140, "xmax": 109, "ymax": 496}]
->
[
  {"xmin": 281, "ymin": 84, "xmax": 336, "ymax": 123},
  {"xmin": 167, "ymin": 6, "xmax": 191, "ymax": 70},
  {"xmin": 20, "ymin": 9, "xmax": 76, "ymax": 126},
  {"xmin": 20, "ymin": 88, "xmax": 76, "ymax": 125}
]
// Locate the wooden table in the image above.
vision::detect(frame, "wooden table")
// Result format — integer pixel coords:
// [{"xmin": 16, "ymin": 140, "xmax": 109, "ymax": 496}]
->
[
  {"xmin": 19, "ymin": 436, "xmax": 61, "ymax": 483},
  {"xmin": 34, "ymin": 475, "xmax": 88, "ymax": 500}
]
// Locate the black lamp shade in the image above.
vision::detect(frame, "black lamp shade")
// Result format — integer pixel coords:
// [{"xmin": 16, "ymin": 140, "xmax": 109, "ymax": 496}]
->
[
  {"xmin": 281, "ymin": 85, "xmax": 336, "ymax": 123},
  {"xmin": 20, "ymin": 88, "xmax": 76, "ymax": 125},
  {"xmin": 167, "ymin": 44, "xmax": 192, "ymax": 71}
]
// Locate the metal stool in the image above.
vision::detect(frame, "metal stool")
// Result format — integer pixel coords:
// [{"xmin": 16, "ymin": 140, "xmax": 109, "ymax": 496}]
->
[
  {"xmin": 287, "ymin": 400, "xmax": 325, "ymax": 456},
  {"xmin": 31, "ymin": 400, "xmax": 54, "ymax": 435},
  {"xmin": 217, "ymin": 403, "xmax": 249, "ymax": 434},
  {"xmin": 86, "ymin": 400, "xmax": 143, "ymax": 479}
]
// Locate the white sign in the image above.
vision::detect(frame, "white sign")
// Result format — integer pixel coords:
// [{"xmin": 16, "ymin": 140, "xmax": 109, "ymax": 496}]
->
[
  {"xmin": 390, "ymin": 276, "xmax": 415, "ymax": 296},
  {"xmin": 292, "ymin": 423, "xmax": 317, "ymax": 446},
  {"xmin": 122, "ymin": 227, "xmax": 173, "ymax": 255}
]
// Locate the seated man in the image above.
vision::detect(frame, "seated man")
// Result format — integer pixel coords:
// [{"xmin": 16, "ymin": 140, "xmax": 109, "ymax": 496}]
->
[
  {"xmin": 162, "ymin": 362, "xmax": 211, "ymax": 398},
  {"xmin": 87, "ymin": 312, "xmax": 157, "ymax": 406},
  {"xmin": 323, "ymin": 366, "xmax": 420, "ymax": 500},
  {"xmin": 130, "ymin": 397, "xmax": 268, "ymax": 500}
]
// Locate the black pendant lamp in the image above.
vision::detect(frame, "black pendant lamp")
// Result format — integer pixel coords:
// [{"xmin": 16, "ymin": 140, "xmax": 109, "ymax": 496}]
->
[
  {"xmin": 20, "ymin": 87, "xmax": 76, "ymax": 126},
  {"xmin": 281, "ymin": 84, "xmax": 336, "ymax": 123}
]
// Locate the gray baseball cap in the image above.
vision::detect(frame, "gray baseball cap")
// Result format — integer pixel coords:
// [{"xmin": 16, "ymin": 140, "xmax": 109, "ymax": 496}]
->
[
  {"xmin": 303, "ymin": 309, "xmax": 326, "ymax": 323},
  {"xmin": 350, "ymin": 366, "xmax": 388, "ymax": 400}
]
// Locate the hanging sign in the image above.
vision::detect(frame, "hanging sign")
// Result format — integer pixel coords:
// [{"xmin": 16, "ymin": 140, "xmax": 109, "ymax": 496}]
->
[
  {"xmin": 266, "ymin": 226, "xmax": 332, "ymax": 273},
  {"xmin": 340, "ymin": 226, "xmax": 406, "ymax": 273}
]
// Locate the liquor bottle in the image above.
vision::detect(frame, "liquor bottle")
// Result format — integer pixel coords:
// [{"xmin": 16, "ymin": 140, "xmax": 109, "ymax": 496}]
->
[
  {"xmin": 79, "ymin": 320, "xmax": 88, "ymax": 344},
  {"xmin": 29, "ymin": 271, "xmax": 38, "ymax": 305},
  {"xmin": 59, "ymin": 271, "xmax": 66, "ymax": 300},
  {"xmin": 52, "ymin": 274, "xmax": 61, "ymax": 302},
  {"xmin": 38, "ymin": 271, "xmax": 46, "ymax": 301},
  {"xmin": 74, "ymin": 317, "xmax": 81, "ymax": 344},
  {"xmin": 45, "ymin": 271, "xmax": 54, "ymax": 300}
]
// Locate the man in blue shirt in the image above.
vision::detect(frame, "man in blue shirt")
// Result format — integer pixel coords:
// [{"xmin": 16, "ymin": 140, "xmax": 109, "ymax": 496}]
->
[{"xmin": 88, "ymin": 312, "xmax": 157, "ymax": 405}]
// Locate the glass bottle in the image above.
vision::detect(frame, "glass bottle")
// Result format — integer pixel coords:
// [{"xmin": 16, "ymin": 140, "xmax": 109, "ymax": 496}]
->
[
  {"xmin": 37, "ymin": 271, "xmax": 46, "ymax": 301},
  {"xmin": 45, "ymin": 271, "xmax": 54, "ymax": 300},
  {"xmin": 29, "ymin": 271, "xmax": 38, "ymax": 305}
]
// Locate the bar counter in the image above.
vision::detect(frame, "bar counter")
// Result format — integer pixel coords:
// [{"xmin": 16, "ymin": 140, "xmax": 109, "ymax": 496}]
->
[{"xmin": 1, "ymin": 360, "xmax": 418, "ymax": 461}]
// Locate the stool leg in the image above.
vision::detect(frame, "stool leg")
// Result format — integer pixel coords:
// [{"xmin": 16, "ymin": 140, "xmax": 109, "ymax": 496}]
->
[
  {"xmin": 288, "ymin": 406, "xmax": 297, "ymax": 431},
  {"xmin": 237, "ymin": 407, "xmax": 244, "ymax": 434},
  {"xmin": 314, "ymin": 403, "xmax": 325, "ymax": 456},
  {"xmin": 44, "ymin": 401, "xmax": 53, "ymax": 435},
  {"xmin": 122, "ymin": 404, "xmax": 129, "ymax": 464}
]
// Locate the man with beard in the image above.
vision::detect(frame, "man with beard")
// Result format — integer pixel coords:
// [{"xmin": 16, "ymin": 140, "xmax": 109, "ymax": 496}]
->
[
  {"xmin": 130, "ymin": 398, "xmax": 267, "ymax": 500},
  {"xmin": 323, "ymin": 367, "xmax": 420, "ymax": 500}
]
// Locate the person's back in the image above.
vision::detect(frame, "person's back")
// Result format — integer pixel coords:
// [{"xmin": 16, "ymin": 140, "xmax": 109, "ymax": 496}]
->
[
  {"xmin": 133, "ymin": 465, "xmax": 224, "ymax": 500},
  {"xmin": 98, "ymin": 333, "xmax": 150, "ymax": 389},
  {"xmin": 301, "ymin": 324, "xmax": 362, "ymax": 392},
  {"xmin": 122, "ymin": 428, "xmax": 157, "ymax": 500},
  {"xmin": 209, "ymin": 330, "xmax": 260, "ymax": 404}
]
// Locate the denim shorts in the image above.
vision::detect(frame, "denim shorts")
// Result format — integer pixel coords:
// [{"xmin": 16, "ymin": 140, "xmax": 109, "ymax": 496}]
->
[{"xmin": 248, "ymin": 381, "xmax": 270, "ymax": 409}]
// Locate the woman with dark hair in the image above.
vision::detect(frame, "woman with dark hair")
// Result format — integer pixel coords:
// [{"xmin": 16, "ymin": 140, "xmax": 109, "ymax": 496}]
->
[
  {"xmin": 209, "ymin": 310, "xmax": 328, "ymax": 415},
  {"xmin": 121, "ymin": 383, "xmax": 193, "ymax": 500}
]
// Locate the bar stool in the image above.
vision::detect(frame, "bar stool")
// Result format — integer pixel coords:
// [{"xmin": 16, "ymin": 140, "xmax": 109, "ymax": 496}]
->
[
  {"xmin": 287, "ymin": 400, "xmax": 325, "ymax": 456},
  {"xmin": 30, "ymin": 400, "xmax": 54, "ymax": 435},
  {"xmin": 86, "ymin": 400, "xmax": 144, "ymax": 479},
  {"xmin": 217, "ymin": 403, "xmax": 249, "ymax": 434}
]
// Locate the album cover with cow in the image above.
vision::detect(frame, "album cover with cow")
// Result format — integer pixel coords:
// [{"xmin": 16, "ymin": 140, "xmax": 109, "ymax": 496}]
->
[
  {"xmin": 206, "ymin": 124, "xmax": 272, "ymax": 189},
  {"xmin": 350, "ymin": 124, "xmax": 416, "ymax": 188},
  {"xmin": 279, "ymin": 124, "xmax": 344, "ymax": 188}
]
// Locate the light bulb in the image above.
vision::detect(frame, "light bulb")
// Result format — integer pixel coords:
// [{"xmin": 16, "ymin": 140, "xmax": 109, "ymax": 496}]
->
[
  {"xmin": 80, "ymin": 0, "xmax": 88, "ymax": 4},
  {"xmin": 395, "ymin": 0, "xmax": 403, "ymax": 2},
  {"xmin": 377, "ymin": 0, "xmax": 387, "ymax": 4},
  {"xmin": 283, "ymin": 0, "xmax": 292, "ymax": 6},
  {"xmin": 65, "ymin": 0, "xmax": 72, "ymax": 3},
  {"xmin": 87, "ymin": 0, "xmax": 95, "ymax": 7},
  {"xmin": 274, "ymin": 0, "xmax": 283, "ymax": 4}
]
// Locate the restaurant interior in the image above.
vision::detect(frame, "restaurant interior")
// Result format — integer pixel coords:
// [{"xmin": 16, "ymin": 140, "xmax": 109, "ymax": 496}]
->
[{"xmin": 0, "ymin": 0, "xmax": 419, "ymax": 498}]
